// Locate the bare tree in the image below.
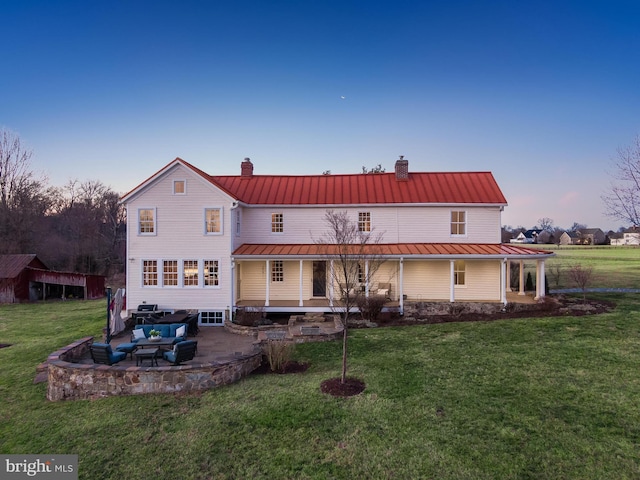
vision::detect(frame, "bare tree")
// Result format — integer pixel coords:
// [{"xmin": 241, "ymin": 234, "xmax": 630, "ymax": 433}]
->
[
  {"xmin": 361, "ymin": 164, "xmax": 385, "ymax": 174},
  {"xmin": 537, "ymin": 217, "xmax": 554, "ymax": 232},
  {"xmin": 602, "ymin": 134, "xmax": 640, "ymax": 226},
  {"xmin": 315, "ymin": 210, "xmax": 386, "ymax": 383},
  {"xmin": 567, "ymin": 264, "xmax": 594, "ymax": 303},
  {"xmin": 0, "ymin": 128, "xmax": 52, "ymax": 253}
]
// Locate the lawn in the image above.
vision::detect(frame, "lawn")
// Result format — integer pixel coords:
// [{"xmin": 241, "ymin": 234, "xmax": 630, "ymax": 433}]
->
[
  {"xmin": 1, "ymin": 294, "xmax": 640, "ymax": 479},
  {"xmin": 526, "ymin": 245, "xmax": 640, "ymax": 290}
]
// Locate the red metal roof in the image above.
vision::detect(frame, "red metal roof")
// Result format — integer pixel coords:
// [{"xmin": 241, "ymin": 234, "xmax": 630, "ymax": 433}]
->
[
  {"xmin": 210, "ymin": 171, "xmax": 507, "ymax": 205},
  {"xmin": 120, "ymin": 158, "xmax": 508, "ymax": 206},
  {"xmin": 0, "ymin": 254, "xmax": 46, "ymax": 279},
  {"xmin": 232, "ymin": 243, "xmax": 553, "ymax": 258}
]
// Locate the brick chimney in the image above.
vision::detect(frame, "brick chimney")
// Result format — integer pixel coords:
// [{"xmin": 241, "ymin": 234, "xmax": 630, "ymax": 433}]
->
[
  {"xmin": 395, "ymin": 155, "xmax": 409, "ymax": 181},
  {"xmin": 241, "ymin": 157, "xmax": 253, "ymax": 177}
]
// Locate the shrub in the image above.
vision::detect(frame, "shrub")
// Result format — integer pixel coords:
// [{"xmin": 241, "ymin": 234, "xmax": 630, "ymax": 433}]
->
[
  {"xmin": 356, "ymin": 295, "xmax": 388, "ymax": 323},
  {"xmin": 263, "ymin": 340, "xmax": 294, "ymax": 372}
]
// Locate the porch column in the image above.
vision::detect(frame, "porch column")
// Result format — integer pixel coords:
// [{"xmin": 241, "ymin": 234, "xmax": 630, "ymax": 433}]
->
[
  {"xmin": 230, "ymin": 260, "xmax": 236, "ymax": 312},
  {"xmin": 449, "ymin": 260, "xmax": 455, "ymax": 302},
  {"xmin": 299, "ymin": 260, "xmax": 304, "ymax": 307},
  {"xmin": 329, "ymin": 260, "xmax": 334, "ymax": 307},
  {"xmin": 399, "ymin": 258, "xmax": 404, "ymax": 315},
  {"xmin": 518, "ymin": 260, "xmax": 525, "ymax": 295},
  {"xmin": 501, "ymin": 258, "xmax": 507, "ymax": 305},
  {"xmin": 506, "ymin": 260, "xmax": 512, "ymax": 292},
  {"xmin": 535, "ymin": 259, "xmax": 546, "ymax": 300},
  {"xmin": 365, "ymin": 260, "xmax": 369, "ymax": 297},
  {"xmin": 265, "ymin": 260, "xmax": 270, "ymax": 307}
]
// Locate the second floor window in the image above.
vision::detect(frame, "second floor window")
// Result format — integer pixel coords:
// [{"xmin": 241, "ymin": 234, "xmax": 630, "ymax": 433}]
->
[
  {"xmin": 358, "ymin": 212, "xmax": 371, "ymax": 232},
  {"xmin": 138, "ymin": 208, "xmax": 156, "ymax": 234},
  {"xmin": 272, "ymin": 260, "xmax": 284, "ymax": 282},
  {"xmin": 205, "ymin": 208, "xmax": 222, "ymax": 234},
  {"xmin": 163, "ymin": 260, "xmax": 178, "ymax": 286},
  {"xmin": 451, "ymin": 211, "xmax": 466, "ymax": 235},
  {"xmin": 272, "ymin": 213, "xmax": 283, "ymax": 233}
]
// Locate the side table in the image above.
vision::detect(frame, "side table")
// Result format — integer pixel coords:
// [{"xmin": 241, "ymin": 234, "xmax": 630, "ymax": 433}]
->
[{"xmin": 135, "ymin": 348, "xmax": 159, "ymax": 367}]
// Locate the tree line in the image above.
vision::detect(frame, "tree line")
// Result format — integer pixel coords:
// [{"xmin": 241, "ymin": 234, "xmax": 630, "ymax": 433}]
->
[{"xmin": 0, "ymin": 129, "xmax": 125, "ymax": 277}]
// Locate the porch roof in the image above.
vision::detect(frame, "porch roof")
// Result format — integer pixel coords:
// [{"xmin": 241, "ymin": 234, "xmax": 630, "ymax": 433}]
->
[{"xmin": 232, "ymin": 243, "xmax": 554, "ymax": 260}]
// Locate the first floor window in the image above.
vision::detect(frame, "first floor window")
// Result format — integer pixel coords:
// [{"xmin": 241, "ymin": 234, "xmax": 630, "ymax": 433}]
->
[
  {"xmin": 143, "ymin": 260, "xmax": 158, "ymax": 286},
  {"xmin": 200, "ymin": 311, "xmax": 224, "ymax": 325},
  {"xmin": 163, "ymin": 260, "xmax": 178, "ymax": 286},
  {"xmin": 271, "ymin": 213, "xmax": 283, "ymax": 233},
  {"xmin": 454, "ymin": 260, "xmax": 466, "ymax": 286},
  {"xmin": 139, "ymin": 208, "xmax": 156, "ymax": 234},
  {"xmin": 204, "ymin": 260, "xmax": 219, "ymax": 286},
  {"xmin": 272, "ymin": 260, "xmax": 284, "ymax": 282},
  {"xmin": 183, "ymin": 260, "xmax": 198, "ymax": 286},
  {"xmin": 451, "ymin": 210, "xmax": 466, "ymax": 235}
]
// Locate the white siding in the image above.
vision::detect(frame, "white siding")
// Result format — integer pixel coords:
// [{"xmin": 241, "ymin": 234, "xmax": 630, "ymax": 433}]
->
[
  {"xmin": 125, "ymin": 164, "xmax": 234, "ymax": 312},
  {"xmin": 239, "ymin": 205, "xmax": 502, "ymax": 245}
]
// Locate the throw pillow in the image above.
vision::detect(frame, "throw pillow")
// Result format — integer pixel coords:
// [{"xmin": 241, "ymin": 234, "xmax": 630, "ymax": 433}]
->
[
  {"xmin": 176, "ymin": 325, "xmax": 186, "ymax": 338},
  {"xmin": 133, "ymin": 329, "xmax": 146, "ymax": 340}
]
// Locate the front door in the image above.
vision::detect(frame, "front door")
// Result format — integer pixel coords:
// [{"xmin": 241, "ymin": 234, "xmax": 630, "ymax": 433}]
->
[{"xmin": 312, "ymin": 261, "xmax": 327, "ymax": 297}]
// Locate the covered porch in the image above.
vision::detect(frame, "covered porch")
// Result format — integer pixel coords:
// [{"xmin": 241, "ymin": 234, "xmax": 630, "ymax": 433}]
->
[{"xmin": 232, "ymin": 243, "xmax": 554, "ymax": 315}]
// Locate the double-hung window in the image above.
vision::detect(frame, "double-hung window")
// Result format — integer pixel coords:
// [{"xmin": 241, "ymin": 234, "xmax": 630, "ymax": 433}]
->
[
  {"xmin": 272, "ymin": 260, "xmax": 284, "ymax": 282},
  {"xmin": 358, "ymin": 212, "xmax": 371, "ymax": 232},
  {"xmin": 454, "ymin": 260, "xmax": 466, "ymax": 286},
  {"xmin": 163, "ymin": 260, "xmax": 178, "ymax": 286},
  {"xmin": 138, "ymin": 208, "xmax": 156, "ymax": 235},
  {"xmin": 183, "ymin": 260, "xmax": 198, "ymax": 286},
  {"xmin": 143, "ymin": 260, "xmax": 158, "ymax": 286},
  {"xmin": 451, "ymin": 211, "xmax": 466, "ymax": 236},
  {"xmin": 271, "ymin": 213, "xmax": 283, "ymax": 233},
  {"xmin": 205, "ymin": 208, "xmax": 222, "ymax": 234},
  {"xmin": 204, "ymin": 260, "xmax": 219, "ymax": 287}
]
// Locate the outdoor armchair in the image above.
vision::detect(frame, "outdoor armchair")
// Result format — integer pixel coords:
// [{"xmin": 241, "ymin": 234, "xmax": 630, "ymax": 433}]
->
[
  {"xmin": 163, "ymin": 340, "xmax": 198, "ymax": 365},
  {"xmin": 90, "ymin": 343, "xmax": 126, "ymax": 365}
]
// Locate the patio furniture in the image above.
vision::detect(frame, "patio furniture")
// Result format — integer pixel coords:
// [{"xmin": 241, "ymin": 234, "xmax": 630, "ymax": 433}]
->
[
  {"xmin": 90, "ymin": 343, "xmax": 126, "ymax": 365},
  {"xmin": 135, "ymin": 347, "xmax": 159, "ymax": 367},
  {"xmin": 115, "ymin": 342, "xmax": 137, "ymax": 360},
  {"xmin": 132, "ymin": 323, "xmax": 188, "ymax": 344},
  {"xmin": 163, "ymin": 340, "xmax": 198, "ymax": 365},
  {"xmin": 185, "ymin": 313, "xmax": 200, "ymax": 336},
  {"xmin": 376, "ymin": 283, "xmax": 392, "ymax": 299},
  {"xmin": 132, "ymin": 304, "xmax": 159, "ymax": 324}
]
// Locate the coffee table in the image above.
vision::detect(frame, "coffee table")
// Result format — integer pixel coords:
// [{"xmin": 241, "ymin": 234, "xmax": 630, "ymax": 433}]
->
[
  {"xmin": 136, "ymin": 337, "xmax": 176, "ymax": 348},
  {"xmin": 135, "ymin": 348, "xmax": 159, "ymax": 367}
]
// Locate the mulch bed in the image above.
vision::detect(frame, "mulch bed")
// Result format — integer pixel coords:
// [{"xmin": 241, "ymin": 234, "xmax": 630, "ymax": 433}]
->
[
  {"xmin": 251, "ymin": 359, "xmax": 310, "ymax": 375},
  {"xmin": 320, "ymin": 377, "xmax": 366, "ymax": 397}
]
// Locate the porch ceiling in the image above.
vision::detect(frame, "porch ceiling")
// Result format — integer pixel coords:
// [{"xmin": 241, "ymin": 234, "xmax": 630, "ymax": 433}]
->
[{"xmin": 232, "ymin": 243, "xmax": 554, "ymax": 259}]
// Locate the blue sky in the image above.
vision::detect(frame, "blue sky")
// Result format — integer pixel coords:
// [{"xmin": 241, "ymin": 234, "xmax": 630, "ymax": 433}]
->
[{"xmin": 2, "ymin": 0, "xmax": 639, "ymax": 231}]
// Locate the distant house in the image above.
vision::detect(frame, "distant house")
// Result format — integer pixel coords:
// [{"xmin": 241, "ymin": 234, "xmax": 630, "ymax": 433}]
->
[
  {"xmin": 510, "ymin": 229, "xmax": 549, "ymax": 244},
  {"xmin": 559, "ymin": 231, "xmax": 580, "ymax": 245},
  {"xmin": 576, "ymin": 228, "xmax": 606, "ymax": 245},
  {"xmin": 611, "ymin": 227, "xmax": 640, "ymax": 246},
  {"xmin": 0, "ymin": 254, "xmax": 105, "ymax": 303},
  {"xmin": 608, "ymin": 231, "xmax": 625, "ymax": 246}
]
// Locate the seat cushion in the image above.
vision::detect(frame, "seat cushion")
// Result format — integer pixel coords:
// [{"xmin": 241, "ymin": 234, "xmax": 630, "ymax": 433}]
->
[
  {"xmin": 115, "ymin": 342, "xmax": 137, "ymax": 353},
  {"xmin": 163, "ymin": 350, "xmax": 177, "ymax": 363},
  {"xmin": 109, "ymin": 351, "xmax": 127, "ymax": 363}
]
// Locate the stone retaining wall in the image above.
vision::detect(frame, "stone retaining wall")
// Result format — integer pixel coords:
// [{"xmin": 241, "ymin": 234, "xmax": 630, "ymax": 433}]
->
[{"xmin": 46, "ymin": 339, "xmax": 262, "ymax": 401}]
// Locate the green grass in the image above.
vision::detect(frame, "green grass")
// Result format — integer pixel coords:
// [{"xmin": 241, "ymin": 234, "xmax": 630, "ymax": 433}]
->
[
  {"xmin": 526, "ymin": 245, "xmax": 640, "ymax": 289},
  {"xmin": 2, "ymin": 294, "xmax": 640, "ymax": 479}
]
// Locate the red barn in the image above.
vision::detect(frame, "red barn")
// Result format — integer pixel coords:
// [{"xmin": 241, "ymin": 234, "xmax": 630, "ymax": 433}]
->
[{"xmin": 0, "ymin": 254, "xmax": 105, "ymax": 303}]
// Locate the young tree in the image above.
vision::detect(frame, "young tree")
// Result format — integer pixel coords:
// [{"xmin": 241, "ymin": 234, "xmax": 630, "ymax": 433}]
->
[
  {"xmin": 315, "ymin": 210, "xmax": 385, "ymax": 383},
  {"xmin": 602, "ymin": 134, "xmax": 640, "ymax": 226},
  {"xmin": 568, "ymin": 264, "xmax": 594, "ymax": 303}
]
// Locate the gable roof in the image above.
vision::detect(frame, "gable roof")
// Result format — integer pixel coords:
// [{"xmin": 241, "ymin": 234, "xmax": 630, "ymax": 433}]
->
[
  {"xmin": 0, "ymin": 254, "xmax": 48, "ymax": 279},
  {"xmin": 121, "ymin": 158, "xmax": 508, "ymax": 206}
]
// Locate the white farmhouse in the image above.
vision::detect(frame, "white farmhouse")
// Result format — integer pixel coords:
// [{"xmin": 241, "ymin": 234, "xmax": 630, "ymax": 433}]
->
[{"xmin": 121, "ymin": 157, "xmax": 552, "ymax": 325}]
